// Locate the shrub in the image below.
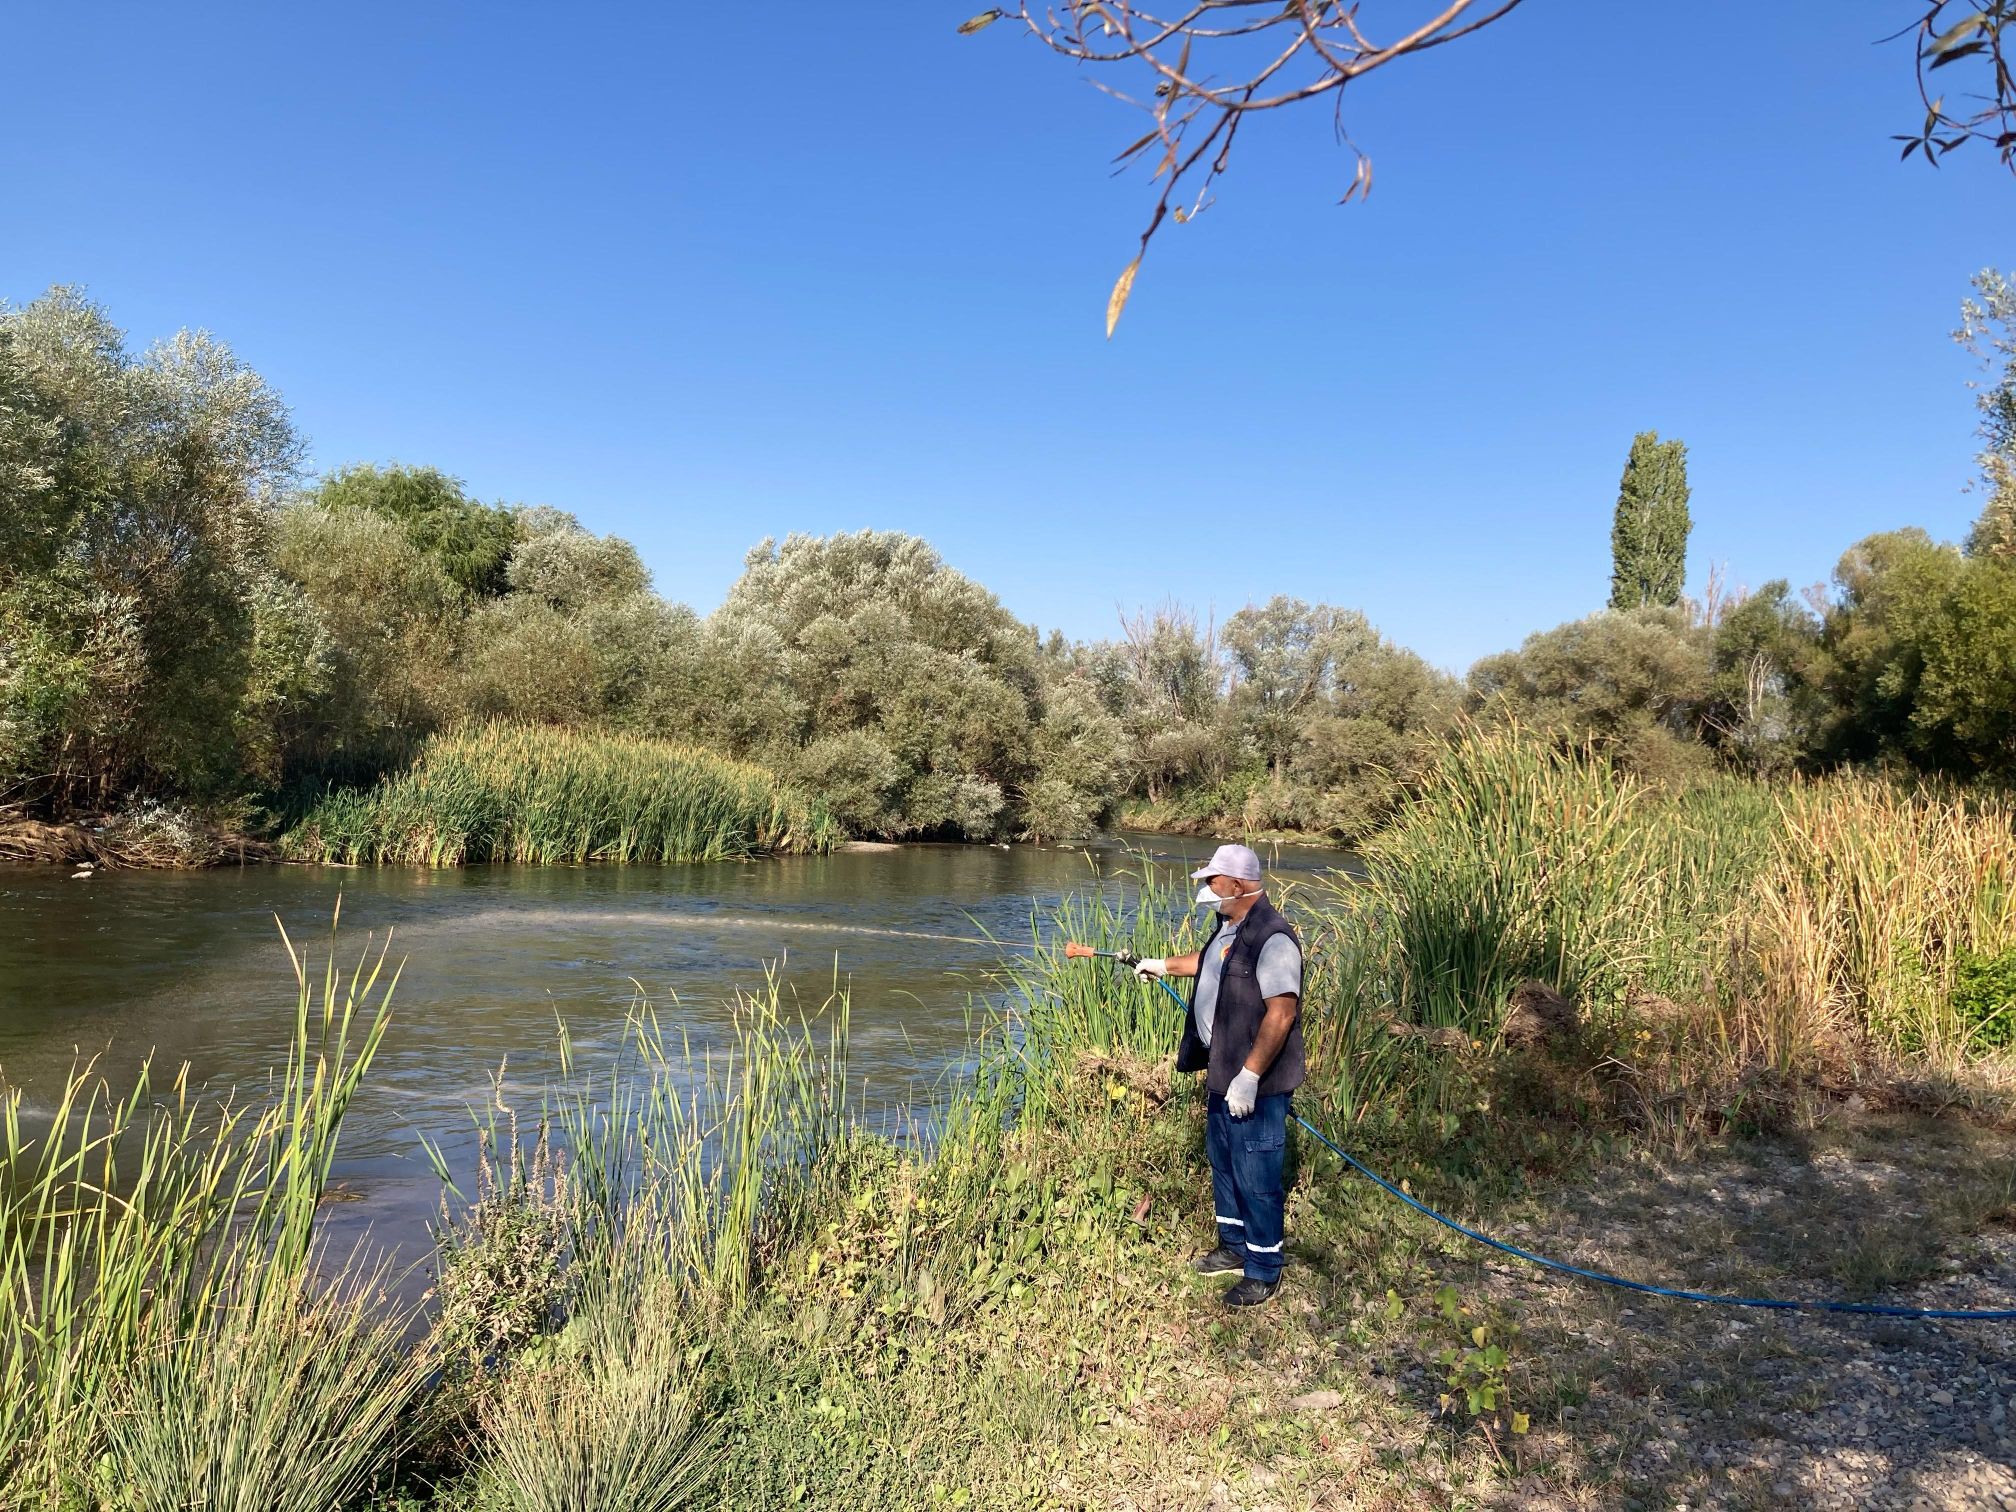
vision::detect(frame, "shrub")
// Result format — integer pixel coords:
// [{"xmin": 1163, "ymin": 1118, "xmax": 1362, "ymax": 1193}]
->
[
  {"xmin": 433, "ymin": 1110, "xmax": 577, "ymax": 1372},
  {"xmin": 466, "ymin": 1262, "xmax": 716, "ymax": 1512},
  {"xmin": 1950, "ymin": 945, "xmax": 2016, "ymax": 1053}
]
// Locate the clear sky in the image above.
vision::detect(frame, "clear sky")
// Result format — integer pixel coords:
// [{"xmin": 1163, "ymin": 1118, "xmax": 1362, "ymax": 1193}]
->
[{"xmin": 3, "ymin": 4, "xmax": 2009, "ymax": 672}]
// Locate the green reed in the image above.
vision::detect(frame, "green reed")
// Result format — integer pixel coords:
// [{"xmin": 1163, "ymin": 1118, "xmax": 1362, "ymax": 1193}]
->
[
  {"xmin": 554, "ymin": 969, "xmax": 853, "ymax": 1309},
  {"xmin": 281, "ymin": 722, "xmax": 838, "ymax": 866},
  {"xmin": 1354, "ymin": 726, "xmax": 1782, "ymax": 1039},
  {"xmin": 0, "ymin": 912, "xmax": 421, "ymax": 1507}
]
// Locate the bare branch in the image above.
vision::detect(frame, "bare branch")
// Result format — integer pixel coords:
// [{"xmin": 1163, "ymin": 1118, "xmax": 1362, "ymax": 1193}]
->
[{"xmin": 972, "ymin": 0, "xmax": 1527, "ymax": 329}]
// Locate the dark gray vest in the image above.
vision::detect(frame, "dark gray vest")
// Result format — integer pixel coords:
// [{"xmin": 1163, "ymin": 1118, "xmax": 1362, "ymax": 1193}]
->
[{"xmin": 1174, "ymin": 893, "xmax": 1305, "ymax": 1097}]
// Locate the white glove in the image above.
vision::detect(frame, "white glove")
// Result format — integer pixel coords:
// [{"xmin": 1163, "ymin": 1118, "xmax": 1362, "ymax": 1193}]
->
[
  {"xmin": 1132, "ymin": 957, "xmax": 1168, "ymax": 982},
  {"xmin": 1226, "ymin": 1068, "xmax": 1260, "ymax": 1119}
]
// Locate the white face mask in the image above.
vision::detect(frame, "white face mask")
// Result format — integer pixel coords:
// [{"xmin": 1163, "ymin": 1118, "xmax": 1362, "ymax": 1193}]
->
[{"xmin": 1195, "ymin": 883, "xmax": 1256, "ymax": 914}]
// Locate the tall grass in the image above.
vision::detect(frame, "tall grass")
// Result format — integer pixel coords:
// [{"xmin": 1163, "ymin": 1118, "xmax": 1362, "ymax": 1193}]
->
[
  {"xmin": 281, "ymin": 722, "xmax": 837, "ymax": 866},
  {"xmin": 441, "ymin": 977, "xmax": 856, "ymax": 1507},
  {"xmin": 1295, "ymin": 726, "xmax": 2016, "ymax": 1090},
  {"xmin": 1345, "ymin": 727, "xmax": 1781, "ymax": 1041},
  {"xmin": 99, "ymin": 1268, "xmax": 422, "ymax": 1512},
  {"xmin": 468, "ymin": 1242, "xmax": 718, "ymax": 1512},
  {"xmin": 553, "ymin": 971, "xmax": 854, "ymax": 1308},
  {"xmin": 1742, "ymin": 780, "xmax": 2016, "ymax": 1067},
  {"xmin": 0, "ymin": 916, "xmax": 422, "ymax": 1506}
]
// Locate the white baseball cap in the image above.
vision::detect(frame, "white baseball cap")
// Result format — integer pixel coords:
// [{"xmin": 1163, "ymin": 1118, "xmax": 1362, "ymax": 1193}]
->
[{"xmin": 1189, "ymin": 843, "xmax": 1262, "ymax": 883}]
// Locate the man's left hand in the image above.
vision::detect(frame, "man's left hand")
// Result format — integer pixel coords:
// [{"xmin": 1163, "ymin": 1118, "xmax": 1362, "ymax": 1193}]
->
[{"xmin": 1226, "ymin": 1068, "xmax": 1260, "ymax": 1119}]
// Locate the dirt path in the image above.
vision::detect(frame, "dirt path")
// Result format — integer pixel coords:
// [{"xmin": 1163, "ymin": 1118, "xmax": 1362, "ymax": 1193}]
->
[
  {"xmin": 1483, "ymin": 1119, "xmax": 2016, "ymax": 1510},
  {"xmin": 1072, "ymin": 1111, "xmax": 2016, "ymax": 1511}
]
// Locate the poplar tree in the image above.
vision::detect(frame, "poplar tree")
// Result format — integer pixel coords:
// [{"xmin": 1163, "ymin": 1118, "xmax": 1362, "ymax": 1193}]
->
[{"xmin": 1608, "ymin": 431, "xmax": 1692, "ymax": 610}]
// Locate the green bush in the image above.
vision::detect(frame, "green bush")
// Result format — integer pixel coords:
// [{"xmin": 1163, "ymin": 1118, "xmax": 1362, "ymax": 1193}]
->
[{"xmin": 1951, "ymin": 945, "xmax": 2016, "ymax": 1052}]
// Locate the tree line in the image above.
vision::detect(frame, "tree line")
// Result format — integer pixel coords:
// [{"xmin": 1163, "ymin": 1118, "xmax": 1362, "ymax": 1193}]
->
[{"xmin": 3, "ymin": 281, "xmax": 2013, "ymax": 848}]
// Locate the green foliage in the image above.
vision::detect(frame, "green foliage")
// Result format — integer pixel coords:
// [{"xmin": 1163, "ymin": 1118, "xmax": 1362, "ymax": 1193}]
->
[
  {"xmin": 0, "ymin": 287, "xmax": 303, "ymax": 806},
  {"xmin": 1355, "ymin": 726, "xmax": 1781, "ymax": 1036},
  {"xmin": 431, "ymin": 1109, "xmax": 576, "ymax": 1372},
  {"xmin": 455, "ymin": 588, "xmax": 702, "ymax": 733},
  {"xmin": 1407, "ymin": 1284, "xmax": 1524, "ymax": 1431},
  {"xmin": 281, "ymin": 722, "xmax": 835, "ymax": 864},
  {"xmin": 310, "ymin": 464, "xmax": 518, "ymax": 600},
  {"xmin": 1608, "ymin": 430, "xmax": 1691, "ymax": 610},
  {"xmin": 1222, "ymin": 597, "xmax": 1355, "ymax": 774},
  {"xmin": 506, "ymin": 507, "xmax": 653, "ymax": 610},
  {"xmin": 465, "ymin": 1289, "xmax": 716, "ymax": 1512},
  {"xmin": 1704, "ymin": 581, "xmax": 1822, "ymax": 775},
  {"xmin": 1814, "ymin": 529, "xmax": 2016, "ymax": 780},
  {"xmin": 1207, "ymin": 597, "xmax": 1460, "ymax": 840},
  {"xmin": 1949, "ymin": 946, "xmax": 2016, "ymax": 1052},
  {"xmin": 274, "ymin": 502, "xmax": 463, "ymax": 772},
  {"xmin": 789, "ymin": 728, "xmax": 906, "ymax": 835},
  {"xmin": 1468, "ymin": 606, "xmax": 1714, "ymax": 779},
  {"xmin": 94, "ymin": 1277, "xmax": 424, "ymax": 1512},
  {"xmin": 1959, "ymin": 268, "xmax": 2016, "ymax": 561},
  {"xmin": 1021, "ymin": 673, "xmax": 1128, "ymax": 840},
  {"xmin": 1913, "ymin": 558, "xmax": 2016, "ymax": 775},
  {"xmin": 0, "ymin": 922, "xmax": 414, "ymax": 1505},
  {"xmin": 706, "ymin": 531, "xmax": 1077, "ymax": 839}
]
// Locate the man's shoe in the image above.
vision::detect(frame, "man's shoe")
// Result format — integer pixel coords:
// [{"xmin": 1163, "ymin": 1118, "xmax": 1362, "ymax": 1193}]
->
[
  {"xmin": 1221, "ymin": 1276, "xmax": 1281, "ymax": 1309},
  {"xmin": 1189, "ymin": 1245, "xmax": 1245, "ymax": 1275}
]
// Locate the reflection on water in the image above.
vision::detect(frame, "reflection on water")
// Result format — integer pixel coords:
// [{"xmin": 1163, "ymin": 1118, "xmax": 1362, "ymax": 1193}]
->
[{"xmin": 0, "ymin": 832, "xmax": 1349, "ymax": 1268}]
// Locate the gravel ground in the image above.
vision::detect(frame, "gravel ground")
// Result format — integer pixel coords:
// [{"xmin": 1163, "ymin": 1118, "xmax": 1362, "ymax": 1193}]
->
[
  {"xmin": 1064, "ymin": 1112, "xmax": 2015, "ymax": 1512},
  {"xmin": 1467, "ymin": 1130, "xmax": 2016, "ymax": 1510}
]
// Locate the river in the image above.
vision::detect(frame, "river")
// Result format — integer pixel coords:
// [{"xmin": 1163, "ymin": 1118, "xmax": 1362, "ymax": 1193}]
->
[{"xmin": 0, "ymin": 833, "xmax": 1348, "ymax": 1272}]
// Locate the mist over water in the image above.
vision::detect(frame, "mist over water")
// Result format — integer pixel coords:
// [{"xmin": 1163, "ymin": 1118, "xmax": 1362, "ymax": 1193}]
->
[{"xmin": 0, "ymin": 833, "xmax": 1349, "ymax": 1268}]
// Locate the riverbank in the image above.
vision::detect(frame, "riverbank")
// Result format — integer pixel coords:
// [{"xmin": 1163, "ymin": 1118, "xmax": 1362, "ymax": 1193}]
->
[
  {"xmin": 6, "ymin": 731, "xmax": 2014, "ymax": 1508},
  {"xmin": 0, "ymin": 802, "xmax": 272, "ymax": 868}
]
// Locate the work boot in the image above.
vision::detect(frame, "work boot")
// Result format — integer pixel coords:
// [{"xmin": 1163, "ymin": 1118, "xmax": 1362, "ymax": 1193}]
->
[
  {"xmin": 1221, "ymin": 1275, "xmax": 1281, "ymax": 1309},
  {"xmin": 1189, "ymin": 1244, "xmax": 1245, "ymax": 1275}
]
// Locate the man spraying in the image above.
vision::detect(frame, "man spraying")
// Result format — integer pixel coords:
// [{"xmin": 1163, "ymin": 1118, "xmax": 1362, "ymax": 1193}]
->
[{"xmin": 1068, "ymin": 842, "xmax": 1304, "ymax": 1308}]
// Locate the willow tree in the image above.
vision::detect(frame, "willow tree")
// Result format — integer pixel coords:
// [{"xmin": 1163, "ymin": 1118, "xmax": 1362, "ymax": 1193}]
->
[
  {"xmin": 1608, "ymin": 431, "xmax": 1691, "ymax": 611},
  {"xmin": 0, "ymin": 288, "xmax": 305, "ymax": 808}
]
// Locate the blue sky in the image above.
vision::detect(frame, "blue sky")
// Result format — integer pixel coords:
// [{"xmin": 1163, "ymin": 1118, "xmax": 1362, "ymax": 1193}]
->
[{"xmin": 3, "ymin": 4, "xmax": 2008, "ymax": 671}]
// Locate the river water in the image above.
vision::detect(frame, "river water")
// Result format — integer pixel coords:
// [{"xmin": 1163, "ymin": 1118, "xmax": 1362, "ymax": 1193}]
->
[{"xmin": 0, "ymin": 833, "xmax": 1347, "ymax": 1270}]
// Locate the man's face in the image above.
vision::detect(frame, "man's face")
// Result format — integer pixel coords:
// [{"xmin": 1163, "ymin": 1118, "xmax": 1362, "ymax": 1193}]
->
[{"xmin": 1206, "ymin": 874, "xmax": 1249, "ymax": 903}]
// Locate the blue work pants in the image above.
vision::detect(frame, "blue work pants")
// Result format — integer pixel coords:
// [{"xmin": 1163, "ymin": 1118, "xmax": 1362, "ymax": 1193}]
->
[{"xmin": 1205, "ymin": 1090, "xmax": 1290, "ymax": 1282}]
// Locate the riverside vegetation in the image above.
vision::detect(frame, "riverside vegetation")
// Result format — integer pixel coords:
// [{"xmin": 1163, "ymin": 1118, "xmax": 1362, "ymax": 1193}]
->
[
  {"xmin": 6, "ymin": 277, "xmax": 2016, "ymax": 862},
  {"xmin": 278, "ymin": 724, "xmax": 838, "ymax": 866},
  {"xmin": 6, "ymin": 729, "xmax": 2015, "ymax": 1509}
]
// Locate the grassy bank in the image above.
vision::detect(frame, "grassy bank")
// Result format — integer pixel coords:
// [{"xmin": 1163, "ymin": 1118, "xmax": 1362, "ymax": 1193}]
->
[
  {"xmin": 279, "ymin": 723, "xmax": 837, "ymax": 866},
  {"xmin": 9, "ymin": 731, "xmax": 2015, "ymax": 1508}
]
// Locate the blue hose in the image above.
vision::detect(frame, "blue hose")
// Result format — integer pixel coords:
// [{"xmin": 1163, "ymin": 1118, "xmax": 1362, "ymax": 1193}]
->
[{"xmin": 1133, "ymin": 971, "xmax": 2016, "ymax": 1322}]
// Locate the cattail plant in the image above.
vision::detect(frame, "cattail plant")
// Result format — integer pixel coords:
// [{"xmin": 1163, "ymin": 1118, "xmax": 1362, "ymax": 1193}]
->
[
  {"xmin": 0, "ymin": 913, "xmax": 420, "ymax": 1506},
  {"xmin": 282, "ymin": 722, "xmax": 838, "ymax": 866}
]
